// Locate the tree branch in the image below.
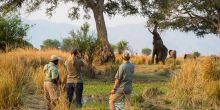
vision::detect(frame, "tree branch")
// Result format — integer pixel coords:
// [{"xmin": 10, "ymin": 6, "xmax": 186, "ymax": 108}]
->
[{"xmin": 86, "ymin": 0, "xmax": 96, "ymax": 8}]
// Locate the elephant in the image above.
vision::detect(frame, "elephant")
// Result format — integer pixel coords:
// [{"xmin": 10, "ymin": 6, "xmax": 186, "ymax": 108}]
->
[
  {"xmin": 168, "ymin": 50, "xmax": 177, "ymax": 59},
  {"xmin": 149, "ymin": 22, "xmax": 168, "ymax": 65}
]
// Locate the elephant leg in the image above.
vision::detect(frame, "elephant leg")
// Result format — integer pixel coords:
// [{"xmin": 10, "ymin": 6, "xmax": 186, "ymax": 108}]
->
[
  {"xmin": 152, "ymin": 48, "xmax": 156, "ymax": 64},
  {"xmin": 161, "ymin": 47, "xmax": 168, "ymax": 65},
  {"xmin": 156, "ymin": 55, "xmax": 159, "ymax": 64},
  {"xmin": 157, "ymin": 52, "xmax": 162, "ymax": 64}
]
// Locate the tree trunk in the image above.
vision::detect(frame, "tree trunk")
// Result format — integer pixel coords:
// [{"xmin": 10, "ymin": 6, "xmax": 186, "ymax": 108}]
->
[
  {"xmin": 218, "ymin": 23, "xmax": 220, "ymax": 37},
  {"xmin": 93, "ymin": 7, "xmax": 115, "ymax": 63}
]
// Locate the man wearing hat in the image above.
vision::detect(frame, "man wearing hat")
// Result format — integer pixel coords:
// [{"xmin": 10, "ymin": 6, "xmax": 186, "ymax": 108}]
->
[
  {"xmin": 109, "ymin": 51, "xmax": 135, "ymax": 110},
  {"xmin": 43, "ymin": 55, "xmax": 61, "ymax": 110}
]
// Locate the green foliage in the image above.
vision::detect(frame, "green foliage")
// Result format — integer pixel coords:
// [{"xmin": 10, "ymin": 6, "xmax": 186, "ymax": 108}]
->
[
  {"xmin": 60, "ymin": 38, "xmax": 73, "ymax": 51},
  {"xmin": 111, "ymin": 44, "xmax": 117, "ymax": 53},
  {"xmin": 0, "ymin": 0, "xmax": 147, "ymax": 61},
  {"xmin": 193, "ymin": 51, "xmax": 201, "ymax": 57},
  {"xmin": 41, "ymin": 39, "xmax": 61, "ymax": 49},
  {"xmin": 0, "ymin": 0, "xmax": 142, "ymax": 19},
  {"xmin": 117, "ymin": 40, "xmax": 129, "ymax": 54},
  {"xmin": 62, "ymin": 22, "xmax": 97, "ymax": 66},
  {"xmin": 142, "ymin": 48, "xmax": 152, "ymax": 56},
  {"xmin": 0, "ymin": 14, "xmax": 31, "ymax": 51},
  {"xmin": 104, "ymin": 63, "xmax": 119, "ymax": 78},
  {"xmin": 144, "ymin": 0, "xmax": 220, "ymax": 36}
]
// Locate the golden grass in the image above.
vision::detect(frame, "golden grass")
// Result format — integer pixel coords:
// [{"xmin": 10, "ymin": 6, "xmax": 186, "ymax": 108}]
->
[
  {"xmin": 0, "ymin": 48, "xmax": 219, "ymax": 109},
  {"xmin": 0, "ymin": 48, "xmax": 69, "ymax": 109},
  {"xmin": 170, "ymin": 57, "xmax": 220, "ymax": 109},
  {"xmin": 116, "ymin": 54, "xmax": 150, "ymax": 65}
]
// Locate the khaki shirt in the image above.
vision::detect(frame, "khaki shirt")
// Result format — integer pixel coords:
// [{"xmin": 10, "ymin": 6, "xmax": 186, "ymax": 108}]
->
[
  {"xmin": 115, "ymin": 61, "xmax": 135, "ymax": 94},
  {"xmin": 65, "ymin": 55, "xmax": 85, "ymax": 83},
  {"xmin": 44, "ymin": 62, "xmax": 59, "ymax": 81}
]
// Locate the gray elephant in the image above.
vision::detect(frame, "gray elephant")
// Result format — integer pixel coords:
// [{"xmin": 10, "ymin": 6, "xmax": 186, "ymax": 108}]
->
[
  {"xmin": 169, "ymin": 50, "xmax": 177, "ymax": 59},
  {"xmin": 149, "ymin": 22, "xmax": 168, "ymax": 65}
]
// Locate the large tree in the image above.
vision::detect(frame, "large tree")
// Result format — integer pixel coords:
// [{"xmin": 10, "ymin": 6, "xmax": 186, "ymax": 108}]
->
[
  {"xmin": 0, "ymin": 0, "xmax": 145, "ymax": 62},
  {"xmin": 143, "ymin": 0, "xmax": 220, "ymax": 37}
]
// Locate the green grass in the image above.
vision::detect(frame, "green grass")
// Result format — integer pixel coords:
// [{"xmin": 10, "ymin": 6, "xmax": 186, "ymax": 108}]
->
[
  {"xmin": 78, "ymin": 71, "xmax": 171, "ymax": 109},
  {"xmin": 83, "ymin": 71, "xmax": 171, "ymax": 96}
]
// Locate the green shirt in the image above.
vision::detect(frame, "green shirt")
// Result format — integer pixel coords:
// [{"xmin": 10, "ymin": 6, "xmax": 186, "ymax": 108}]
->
[
  {"xmin": 44, "ymin": 62, "xmax": 59, "ymax": 81},
  {"xmin": 115, "ymin": 61, "xmax": 135, "ymax": 94},
  {"xmin": 65, "ymin": 56, "xmax": 85, "ymax": 83}
]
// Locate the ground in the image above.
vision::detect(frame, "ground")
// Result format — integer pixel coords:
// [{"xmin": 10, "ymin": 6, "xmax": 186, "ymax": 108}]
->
[{"xmin": 23, "ymin": 64, "xmax": 175, "ymax": 110}]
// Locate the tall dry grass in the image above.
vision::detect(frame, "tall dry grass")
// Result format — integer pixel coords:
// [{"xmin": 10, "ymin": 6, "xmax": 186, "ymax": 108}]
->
[
  {"xmin": 170, "ymin": 57, "xmax": 220, "ymax": 109},
  {"xmin": 116, "ymin": 54, "xmax": 150, "ymax": 65},
  {"xmin": 0, "ymin": 48, "xmax": 69, "ymax": 109}
]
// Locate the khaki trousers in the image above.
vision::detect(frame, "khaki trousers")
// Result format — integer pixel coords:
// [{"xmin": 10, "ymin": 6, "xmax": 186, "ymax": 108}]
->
[{"xmin": 44, "ymin": 82, "xmax": 59, "ymax": 110}]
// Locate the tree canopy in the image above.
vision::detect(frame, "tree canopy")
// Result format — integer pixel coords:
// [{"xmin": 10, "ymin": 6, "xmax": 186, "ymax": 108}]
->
[
  {"xmin": 41, "ymin": 39, "xmax": 61, "ymax": 49},
  {"xmin": 144, "ymin": 0, "xmax": 220, "ymax": 37},
  {"xmin": 193, "ymin": 51, "xmax": 201, "ymax": 57},
  {"xmin": 0, "ymin": 0, "xmax": 147, "ymax": 62},
  {"xmin": 142, "ymin": 48, "xmax": 152, "ymax": 56},
  {"xmin": 0, "ymin": 14, "xmax": 31, "ymax": 52},
  {"xmin": 117, "ymin": 40, "xmax": 129, "ymax": 55}
]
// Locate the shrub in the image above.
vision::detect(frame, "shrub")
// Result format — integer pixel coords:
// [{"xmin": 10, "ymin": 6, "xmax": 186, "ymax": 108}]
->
[
  {"xmin": 0, "ymin": 54, "xmax": 33, "ymax": 108},
  {"xmin": 142, "ymin": 87, "xmax": 164, "ymax": 100},
  {"xmin": 115, "ymin": 54, "xmax": 149, "ymax": 65},
  {"xmin": 104, "ymin": 63, "xmax": 119, "ymax": 78},
  {"xmin": 0, "ymin": 48, "xmax": 68, "ymax": 109},
  {"xmin": 170, "ymin": 58, "xmax": 220, "ymax": 108},
  {"xmin": 142, "ymin": 48, "xmax": 152, "ymax": 56}
]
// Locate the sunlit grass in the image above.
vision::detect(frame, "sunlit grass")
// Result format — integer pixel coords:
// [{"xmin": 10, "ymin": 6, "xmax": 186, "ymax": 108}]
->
[{"xmin": 1, "ymin": 48, "xmax": 219, "ymax": 109}]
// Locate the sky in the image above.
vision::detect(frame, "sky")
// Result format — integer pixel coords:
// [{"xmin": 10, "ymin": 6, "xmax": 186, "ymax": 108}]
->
[
  {"xmin": 20, "ymin": 2, "xmax": 147, "ymax": 27},
  {"xmin": 20, "ymin": 3, "xmax": 220, "ymax": 56}
]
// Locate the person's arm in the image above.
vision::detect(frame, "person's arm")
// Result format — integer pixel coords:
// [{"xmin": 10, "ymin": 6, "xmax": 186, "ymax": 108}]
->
[
  {"xmin": 111, "ymin": 66, "xmax": 123, "ymax": 94},
  {"xmin": 111, "ymin": 79, "xmax": 120, "ymax": 94}
]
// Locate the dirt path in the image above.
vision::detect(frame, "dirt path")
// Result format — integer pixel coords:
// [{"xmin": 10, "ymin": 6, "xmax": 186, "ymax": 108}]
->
[{"xmin": 22, "ymin": 95, "xmax": 47, "ymax": 110}]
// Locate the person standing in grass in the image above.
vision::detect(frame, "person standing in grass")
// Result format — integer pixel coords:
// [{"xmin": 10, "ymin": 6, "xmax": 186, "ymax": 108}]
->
[
  {"xmin": 109, "ymin": 51, "xmax": 135, "ymax": 110},
  {"xmin": 44, "ymin": 55, "xmax": 61, "ymax": 110},
  {"xmin": 65, "ymin": 49, "xmax": 87, "ymax": 108}
]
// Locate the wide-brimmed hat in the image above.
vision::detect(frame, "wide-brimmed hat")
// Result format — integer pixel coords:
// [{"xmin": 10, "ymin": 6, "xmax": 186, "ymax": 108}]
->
[{"xmin": 50, "ymin": 55, "xmax": 61, "ymax": 61}]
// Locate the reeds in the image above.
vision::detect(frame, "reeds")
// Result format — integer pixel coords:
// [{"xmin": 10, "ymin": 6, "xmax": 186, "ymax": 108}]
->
[
  {"xmin": 0, "ymin": 48, "xmax": 69, "ymax": 109},
  {"xmin": 116, "ymin": 54, "xmax": 149, "ymax": 65},
  {"xmin": 170, "ymin": 57, "xmax": 220, "ymax": 109}
]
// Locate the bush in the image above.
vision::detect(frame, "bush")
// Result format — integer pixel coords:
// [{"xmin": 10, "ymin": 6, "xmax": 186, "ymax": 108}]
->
[
  {"xmin": 104, "ymin": 63, "xmax": 119, "ymax": 79},
  {"xmin": 193, "ymin": 51, "xmax": 201, "ymax": 57},
  {"xmin": 0, "ymin": 54, "xmax": 33, "ymax": 108},
  {"xmin": 142, "ymin": 87, "xmax": 164, "ymax": 100},
  {"xmin": 142, "ymin": 48, "xmax": 152, "ymax": 56},
  {"xmin": 170, "ymin": 58, "xmax": 220, "ymax": 108},
  {"xmin": 115, "ymin": 55, "xmax": 149, "ymax": 65},
  {"xmin": 0, "ymin": 48, "xmax": 68, "ymax": 109}
]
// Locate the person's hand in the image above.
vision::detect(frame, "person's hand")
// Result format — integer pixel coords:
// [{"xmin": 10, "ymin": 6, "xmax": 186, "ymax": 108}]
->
[{"xmin": 111, "ymin": 89, "xmax": 116, "ymax": 94}]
